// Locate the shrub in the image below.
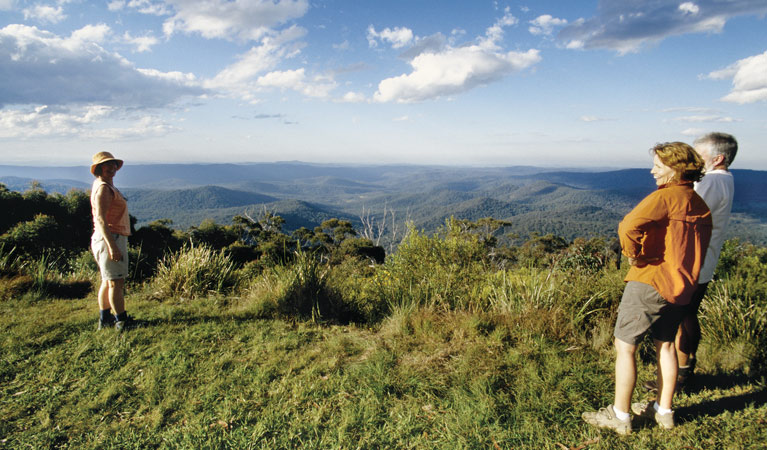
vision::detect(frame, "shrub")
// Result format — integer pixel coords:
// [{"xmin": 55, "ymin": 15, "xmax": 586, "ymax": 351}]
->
[
  {"xmin": 243, "ymin": 250, "xmax": 356, "ymax": 322},
  {"xmin": 382, "ymin": 220, "xmax": 491, "ymax": 312},
  {"xmin": 152, "ymin": 245, "xmax": 240, "ymax": 300}
]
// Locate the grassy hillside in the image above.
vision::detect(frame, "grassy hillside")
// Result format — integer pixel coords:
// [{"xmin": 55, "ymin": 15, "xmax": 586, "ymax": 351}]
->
[
  {"xmin": 1, "ymin": 211, "xmax": 765, "ymax": 448},
  {"xmin": 2, "ymin": 269, "xmax": 765, "ymax": 448}
]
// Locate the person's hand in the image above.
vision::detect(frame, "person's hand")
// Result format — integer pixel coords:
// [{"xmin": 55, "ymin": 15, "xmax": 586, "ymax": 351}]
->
[{"xmin": 109, "ymin": 246, "xmax": 122, "ymax": 262}]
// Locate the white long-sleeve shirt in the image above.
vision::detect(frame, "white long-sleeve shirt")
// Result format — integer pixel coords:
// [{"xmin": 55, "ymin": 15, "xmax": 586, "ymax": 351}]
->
[{"xmin": 694, "ymin": 169, "xmax": 735, "ymax": 284}]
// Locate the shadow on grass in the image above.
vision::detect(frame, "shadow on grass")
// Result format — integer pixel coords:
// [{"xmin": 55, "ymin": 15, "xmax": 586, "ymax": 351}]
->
[{"xmin": 676, "ymin": 388, "xmax": 767, "ymax": 423}]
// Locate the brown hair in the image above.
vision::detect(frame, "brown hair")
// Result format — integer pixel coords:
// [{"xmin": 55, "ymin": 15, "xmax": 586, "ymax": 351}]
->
[{"xmin": 652, "ymin": 141, "xmax": 705, "ymax": 182}]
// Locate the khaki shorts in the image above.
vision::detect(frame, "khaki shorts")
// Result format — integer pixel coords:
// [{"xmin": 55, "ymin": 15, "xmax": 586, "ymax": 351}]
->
[
  {"xmin": 614, "ymin": 281, "xmax": 684, "ymax": 345},
  {"xmin": 91, "ymin": 232, "xmax": 129, "ymax": 280}
]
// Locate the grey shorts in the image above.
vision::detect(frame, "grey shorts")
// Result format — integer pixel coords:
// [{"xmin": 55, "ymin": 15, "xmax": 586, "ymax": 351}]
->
[
  {"xmin": 614, "ymin": 281, "xmax": 684, "ymax": 345},
  {"xmin": 91, "ymin": 233, "xmax": 129, "ymax": 280}
]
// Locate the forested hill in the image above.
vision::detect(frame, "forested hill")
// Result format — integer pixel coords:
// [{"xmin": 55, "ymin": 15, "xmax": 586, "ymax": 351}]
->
[{"xmin": 1, "ymin": 163, "xmax": 765, "ymax": 243}]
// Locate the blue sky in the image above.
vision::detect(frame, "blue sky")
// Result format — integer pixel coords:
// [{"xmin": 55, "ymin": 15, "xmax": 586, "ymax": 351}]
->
[{"xmin": 1, "ymin": 0, "xmax": 766, "ymax": 168}]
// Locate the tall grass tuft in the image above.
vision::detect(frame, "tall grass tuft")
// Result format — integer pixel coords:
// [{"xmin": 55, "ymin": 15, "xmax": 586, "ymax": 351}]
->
[
  {"xmin": 699, "ymin": 279, "xmax": 767, "ymax": 373},
  {"xmin": 152, "ymin": 244, "xmax": 240, "ymax": 300}
]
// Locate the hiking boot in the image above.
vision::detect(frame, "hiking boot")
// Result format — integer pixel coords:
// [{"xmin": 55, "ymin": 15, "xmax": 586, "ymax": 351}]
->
[
  {"xmin": 631, "ymin": 401, "xmax": 675, "ymax": 429},
  {"xmin": 98, "ymin": 316, "xmax": 115, "ymax": 330},
  {"xmin": 582, "ymin": 405, "xmax": 632, "ymax": 435}
]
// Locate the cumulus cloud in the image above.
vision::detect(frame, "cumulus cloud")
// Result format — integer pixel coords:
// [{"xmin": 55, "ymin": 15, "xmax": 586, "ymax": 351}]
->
[
  {"xmin": 22, "ymin": 4, "xmax": 66, "ymax": 24},
  {"xmin": 162, "ymin": 0, "xmax": 309, "ymax": 41},
  {"xmin": 706, "ymin": 50, "xmax": 767, "ymax": 104},
  {"xmin": 529, "ymin": 15, "xmax": 567, "ymax": 36},
  {"xmin": 338, "ymin": 91, "xmax": 367, "ymax": 103},
  {"xmin": 0, "ymin": 104, "xmax": 179, "ymax": 139},
  {"xmin": 205, "ymin": 25, "xmax": 319, "ymax": 102},
  {"xmin": 558, "ymin": 1, "xmax": 767, "ymax": 54},
  {"xmin": 367, "ymin": 25, "xmax": 414, "ymax": 49},
  {"xmin": 374, "ymin": 47, "xmax": 540, "ymax": 103},
  {"xmin": 123, "ymin": 31, "xmax": 159, "ymax": 52},
  {"xmin": 0, "ymin": 24, "xmax": 204, "ymax": 109},
  {"xmin": 257, "ymin": 69, "xmax": 336, "ymax": 98},
  {"xmin": 373, "ymin": 12, "xmax": 539, "ymax": 103}
]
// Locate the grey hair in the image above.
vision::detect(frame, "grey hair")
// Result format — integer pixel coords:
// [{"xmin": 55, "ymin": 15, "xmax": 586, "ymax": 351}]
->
[{"xmin": 694, "ymin": 132, "xmax": 738, "ymax": 168}]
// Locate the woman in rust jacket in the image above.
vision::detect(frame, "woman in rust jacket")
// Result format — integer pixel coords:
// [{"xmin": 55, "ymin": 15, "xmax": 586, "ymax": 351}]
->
[{"xmin": 583, "ymin": 142, "xmax": 712, "ymax": 434}]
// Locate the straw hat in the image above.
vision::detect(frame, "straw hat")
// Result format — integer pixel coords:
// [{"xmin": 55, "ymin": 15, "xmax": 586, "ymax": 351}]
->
[{"xmin": 90, "ymin": 151, "xmax": 123, "ymax": 175}]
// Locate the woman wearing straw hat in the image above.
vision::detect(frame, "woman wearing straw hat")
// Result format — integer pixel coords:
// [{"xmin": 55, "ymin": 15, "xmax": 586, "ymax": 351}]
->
[{"xmin": 90, "ymin": 151, "xmax": 133, "ymax": 331}]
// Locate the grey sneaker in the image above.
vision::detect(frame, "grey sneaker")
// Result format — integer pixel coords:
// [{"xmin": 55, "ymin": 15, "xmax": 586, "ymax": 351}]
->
[
  {"xmin": 582, "ymin": 405, "xmax": 632, "ymax": 435},
  {"xmin": 631, "ymin": 401, "xmax": 675, "ymax": 429}
]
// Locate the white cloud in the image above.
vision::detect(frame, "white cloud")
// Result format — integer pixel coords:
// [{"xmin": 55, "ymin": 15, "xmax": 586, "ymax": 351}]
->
[
  {"xmin": 374, "ymin": 46, "xmax": 540, "ymax": 103},
  {"xmin": 0, "ymin": 0, "xmax": 14, "ymax": 11},
  {"xmin": 393, "ymin": 115, "xmax": 409, "ymax": 122},
  {"xmin": 0, "ymin": 104, "xmax": 179, "ymax": 139},
  {"xmin": 22, "ymin": 4, "xmax": 66, "ymax": 24},
  {"xmin": 681, "ymin": 127, "xmax": 706, "ymax": 136},
  {"xmin": 481, "ymin": 10, "xmax": 518, "ymax": 48},
  {"xmin": 205, "ymin": 25, "xmax": 310, "ymax": 102},
  {"xmin": 529, "ymin": 15, "xmax": 567, "ymax": 36},
  {"xmin": 662, "ymin": 106, "xmax": 720, "ymax": 113},
  {"xmin": 559, "ymin": 1, "xmax": 767, "ymax": 54},
  {"xmin": 0, "ymin": 24, "xmax": 204, "ymax": 109},
  {"xmin": 332, "ymin": 40, "xmax": 349, "ymax": 51},
  {"xmin": 257, "ymin": 69, "xmax": 336, "ymax": 98},
  {"xmin": 338, "ymin": 91, "xmax": 366, "ymax": 103},
  {"xmin": 107, "ymin": 1, "xmax": 126, "ymax": 12},
  {"xmin": 580, "ymin": 115, "xmax": 614, "ymax": 122},
  {"xmin": 678, "ymin": 2, "xmax": 700, "ymax": 15},
  {"xmin": 707, "ymin": 50, "xmax": 767, "ymax": 104},
  {"xmin": 372, "ymin": 13, "xmax": 537, "ymax": 103},
  {"xmin": 123, "ymin": 32, "xmax": 159, "ymax": 52},
  {"xmin": 71, "ymin": 24, "xmax": 111, "ymax": 44},
  {"xmin": 123, "ymin": 0, "xmax": 171, "ymax": 16},
  {"xmin": 162, "ymin": 0, "xmax": 309, "ymax": 41},
  {"xmin": 367, "ymin": 25, "xmax": 414, "ymax": 49},
  {"xmin": 671, "ymin": 115, "xmax": 738, "ymax": 122}
]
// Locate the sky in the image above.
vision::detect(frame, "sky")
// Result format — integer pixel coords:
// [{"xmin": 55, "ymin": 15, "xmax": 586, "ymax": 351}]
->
[{"xmin": 1, "ymin": 0, "xmax": 766, "ymax": 169}]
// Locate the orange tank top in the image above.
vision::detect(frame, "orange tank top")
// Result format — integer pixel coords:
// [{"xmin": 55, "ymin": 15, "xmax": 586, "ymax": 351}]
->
[{"xmin": 91, "ymin": 179, "xmax": 131, "ymax": 236}]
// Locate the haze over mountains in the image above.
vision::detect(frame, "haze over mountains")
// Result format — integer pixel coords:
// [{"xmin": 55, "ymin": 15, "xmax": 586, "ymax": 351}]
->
[{"xmin": 2, "ymin": 162, "xmax": 766, "ymax": 244}]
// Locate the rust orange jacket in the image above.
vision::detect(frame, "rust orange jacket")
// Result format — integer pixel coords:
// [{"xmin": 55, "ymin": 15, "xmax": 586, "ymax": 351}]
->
[{"xmin": 618, "ymin": 181, "xmax": 712, "ymax": 305}]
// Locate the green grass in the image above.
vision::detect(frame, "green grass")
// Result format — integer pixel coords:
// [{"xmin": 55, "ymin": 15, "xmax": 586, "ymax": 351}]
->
[{"xmin": 1, "ymin": 291, "xmax": 765, "ymax": 449}]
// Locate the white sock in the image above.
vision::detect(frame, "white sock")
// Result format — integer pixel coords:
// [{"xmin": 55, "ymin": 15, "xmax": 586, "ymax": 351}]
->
[
  {"xmin": 613, "ymin": 406, "xmax": 630, "ymax": 421},
  {"xmin": 653, "ymin": 402, "xmax": 672, "ymax": 415}
]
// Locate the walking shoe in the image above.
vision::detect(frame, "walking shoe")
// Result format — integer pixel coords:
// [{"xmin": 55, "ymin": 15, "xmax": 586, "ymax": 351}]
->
[
  {"xmin": 631, "ymin": 402, "xmax": 675, "ymax": 429},
  {"xmin": 582, "ymin": 405, "xmax": 632, "ymax": 435},
  {"xmin": 98, "ymin": 316, "xmax": 115, "ymax": 330}
]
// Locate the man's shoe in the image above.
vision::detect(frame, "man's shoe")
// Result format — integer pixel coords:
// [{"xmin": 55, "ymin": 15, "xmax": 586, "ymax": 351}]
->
[
  {"xmin": 582, "ymin": 405, "xmax": 632, "ymax": 435},
  {"xmin": 631, "ymin": 402, "xmax": 675, "ymax": 429}
]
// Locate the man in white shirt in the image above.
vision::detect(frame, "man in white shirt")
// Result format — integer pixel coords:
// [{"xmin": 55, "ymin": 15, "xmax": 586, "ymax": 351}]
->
[{"xmin": 645, "ymin": 132, "xmax": 737, "ymax": 392}]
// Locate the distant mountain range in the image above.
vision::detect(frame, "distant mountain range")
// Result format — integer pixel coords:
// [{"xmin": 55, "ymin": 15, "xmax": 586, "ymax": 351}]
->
[{"xmin": 2, "ymin": 162, "xmax": 766, "ymax": 244}]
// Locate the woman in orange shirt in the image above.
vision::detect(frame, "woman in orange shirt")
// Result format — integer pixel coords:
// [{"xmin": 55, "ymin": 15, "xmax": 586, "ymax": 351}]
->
[
  {"xmin": 583, "ymin": 142, "xmax": 711, "ymax": 434},
  {"xmin": 90, "ymin": 151, "xmax": 133, "ymax": 331}
]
